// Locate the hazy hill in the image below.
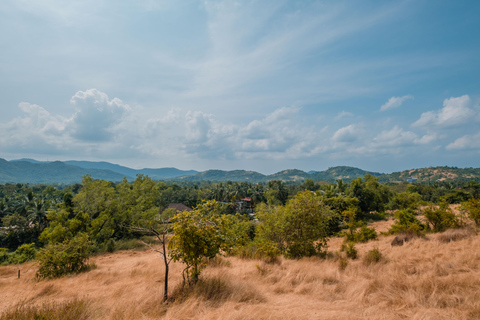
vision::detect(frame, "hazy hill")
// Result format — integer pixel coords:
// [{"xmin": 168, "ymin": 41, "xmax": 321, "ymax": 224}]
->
[
  {"xmin": 177, "ymin": 166, "xmax": 383, "ymax": 183},
  {"xmin": 3, "ymin": 159, "xmax": 480, "ymax": 184},
  {"xmin": 177, "ymin": 170, "xmax": 266, "ymax": 182},
  {"xmin": 267, "ymin": 169, "xmax": 311, "ymax": 182},
  {"xmin": 0, "ymin": 159, "xmax": 125, "ymax": 184},
  {"xmin": 64, "ymin": 160, "xmax": 198, "ymax": 180},
  {"xmin": 310, "ymin": 166, "xmax": 383, "ymax": 182}
]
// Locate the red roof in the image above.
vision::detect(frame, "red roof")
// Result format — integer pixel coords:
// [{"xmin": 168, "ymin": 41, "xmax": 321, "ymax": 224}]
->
[{"xmin": 241, "ymin": 197, "xmax": 251, "ymax": 201}]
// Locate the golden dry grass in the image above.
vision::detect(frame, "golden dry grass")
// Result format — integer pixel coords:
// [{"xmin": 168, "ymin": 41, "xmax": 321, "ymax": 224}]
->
[{"xmin": 1, "ymin": 219, "xmax": 480, "ymax": 320}]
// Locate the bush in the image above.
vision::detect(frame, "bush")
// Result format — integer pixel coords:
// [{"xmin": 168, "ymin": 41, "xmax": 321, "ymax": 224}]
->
[
  {"xmin": 388, "ymin": 209, "xmax": 425, "ymax": 235},
  {"xmin": 11, "ymin": 243, "xmax": 37, "ymax": 264},
  {"xmin": 338, "ymin": 258, "xmax": 348, "ymax": 271},
  {"xmin": 344, "ymin": 223, "xmax": 378, "ymax": 243},
  {"xmin": 461, "ymin": 198, "xmax": 480, "ymax": 226},
  {"xmin": 343, "ymin": 242, "xmax": 358, "ymax": 259},
  {"xmin": 36, "ymin": 233, "xmax": 93, "ymax": 279},
  {"xmin": 0, "ymin": 248, "xmax": 9, "ymax": 265},
  {"xmin": 423, "ymin": 204, "xmax": 461, "ymax": 232},
  {"xmin": 363, "ymin": 248, "xmax": 382, "ymax": 265}
]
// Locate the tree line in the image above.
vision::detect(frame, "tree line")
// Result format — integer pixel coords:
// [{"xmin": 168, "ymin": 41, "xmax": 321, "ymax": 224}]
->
[{"xmin": 1, "ymin": 174, "xmax": 479, "ymax": 300}]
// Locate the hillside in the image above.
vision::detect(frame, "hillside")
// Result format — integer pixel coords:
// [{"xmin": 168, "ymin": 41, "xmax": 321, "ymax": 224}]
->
[
  {"xmin": 0, "ymin": 159, "xmax": 126, "ymax": 184},
  {"xmin": 379, "ymin": 166, "xmax": 480, "ymax": 183},
  {"xmin": 65, "ymin": 160, "xmax": 198, "ymax": 180},
  {"xmin": 177, "ymin": 169, "xmax": 267, "ymax": 182},
  {"xmin": 310, "ymin": 166, "xmax": 382, "ymax": 182},
  {"xmin": 2, "ymin": 218, "xmax": 479, "ymax": 319}
]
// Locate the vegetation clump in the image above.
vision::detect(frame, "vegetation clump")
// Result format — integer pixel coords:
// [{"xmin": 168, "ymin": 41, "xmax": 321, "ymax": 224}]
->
[
  {"xmin": 363, "ymin": 248, "xmax": 382, "ymax": 265},
  {"xmin": 36, "ymin": 233, "xmax": 93, "ymax": 279}
]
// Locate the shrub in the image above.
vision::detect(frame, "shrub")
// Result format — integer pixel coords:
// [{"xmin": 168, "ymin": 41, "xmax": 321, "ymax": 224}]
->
[
  {"xmin": 36, "ymin": 233, "xmax": 93, "ymax": 279},
  {"xmin": 10, "ymin": 243, "xmax": 37, "ymax": 264},
  {"xmin": 363, "ymin": 248, "xmax": 382, "ymax": 265},
  {"xmin": 345, "ymin": 223, "xmax": 378, "ymax": 243},
  {"xmin": 388, "ymin": 209, "xmax": 425, "ymax": 235},
  {"xmin": 423, "ymin": 204, "xmax": 461, "ymax": 232},
  {"xmin": 106, "ymin": 239, "xmax": 115, "ymax": 253},
  {"xmin": 0, "ymin": 248, "xmax": 9, "ymax": 265},
  {"xmin": 461, "ymin": 198, "xmax": 480, "ymax": 226},
  {"xmin": 389, "ymin": 191, "xmax": 422, "ymax": 211},
  {"xmin": 338, "ymin": 258, "xmax": 348, "ymax": 271},
  {"xmin": 344, "ymin": 242, "xmax": 358, "ymax": 259}
]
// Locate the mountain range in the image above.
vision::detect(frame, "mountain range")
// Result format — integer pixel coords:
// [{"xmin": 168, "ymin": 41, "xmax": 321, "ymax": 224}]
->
[{"xmin": 0, "ymin": 158, "xmax": 479, "ymax": 184}]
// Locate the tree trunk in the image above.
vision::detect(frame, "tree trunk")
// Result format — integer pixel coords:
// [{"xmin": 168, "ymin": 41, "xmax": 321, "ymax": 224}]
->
[{"xmin": 162, "ymin": 238, "xmax": 169, "ymax": 302}]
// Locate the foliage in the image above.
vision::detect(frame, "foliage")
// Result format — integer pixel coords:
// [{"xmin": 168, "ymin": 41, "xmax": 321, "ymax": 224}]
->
[
  {"xmin": 388, "ymin": 209, "xmax": 425, "ymax": 235},
  {"xmin": 363, "ymin": 248, "xmax": 382, "ymax": 265},
  {"xmin": 169, "ymin": 201, "xmax": 242, "ymax": 284},
  {"xmin": 0, "ymin": 248, "xmax": 9, "ymax": 265},
  {"xmin": 347, "ymin": 175, "xmax": 391, "ymax": 217},
  {"xmin": 389, "ymin": 191, "xmax": 422, "ymax": 211},
  {"xmin": 11, "ymin": 243, "xmax": 37, "ymax": 264},
  {"xmin": 441, "ymin": 190, "xmax": 472, "ymax": 204},
  {"xmin": 255, "ymin": 191, "xmax": 339, "ymax": 259},
  {"xmin": 342, "ymin": 208, "xmax": 377, "ymax": 243},
  {"xmin": 423, "ymin": 204, "xmax": 462, "ymax": 232},
  {"xmin": 461, "ymin": 198, "xmax": 480, "ymax": 226},
  {"xmin": 340, "ymin": 242, "xmax": 358, "ymax": 259},
  {"xmin": 36, "ymin": 233, "xmax": 93, "ymax": 279}
]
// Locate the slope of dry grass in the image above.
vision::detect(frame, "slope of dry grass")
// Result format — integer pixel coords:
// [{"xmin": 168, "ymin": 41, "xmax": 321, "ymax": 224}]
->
[{"xmin": 1, "ymin": 220, "xmax": 479, "ymax": 319}]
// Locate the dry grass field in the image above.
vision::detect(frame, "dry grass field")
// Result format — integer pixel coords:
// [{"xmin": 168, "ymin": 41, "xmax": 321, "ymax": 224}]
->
[{"xmin": 1, "ymin": 218, "xmax": 480, "ymax": 320}]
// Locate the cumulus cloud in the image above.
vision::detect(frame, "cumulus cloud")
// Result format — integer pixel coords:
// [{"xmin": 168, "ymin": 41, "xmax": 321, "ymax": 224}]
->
[
  {"xmin": 380, "ymin": 95, "xmax": 413, "ymax": 111},
  {"xmin": 333, "ymin": 124, "xmax": 360, "ymax": 143},
  {"xmin": 412, "ymin": 95, "xmax": 477, "ymax": 128},
  {"xmin": 69, "ymin": 89, "xmax": 130, "ymax": 142},
  {"xmin": 446, "ymin": 131, "xmax": 480, "ymax": 150},
  {"xmin": 372, "ymin": 126, "xmax": 418, "ymax": 148}
]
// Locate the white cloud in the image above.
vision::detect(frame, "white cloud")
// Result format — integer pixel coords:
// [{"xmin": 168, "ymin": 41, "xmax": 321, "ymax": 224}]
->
[
  {"xmin": 372, "ymin": 126, "xmax": 417, "ymax": 148},
  {"xmin": 412, "ymin": 95, "xmax": 477, "ymax": 128},
  {"xmin": 446, "ymin": 131, "xmax": 480, "ymax": 150},
  {"xmin": 415, "ymin": 133, "xmax": 439, "ymax": 145},
  {"xmin": 380, "ymin": 95, "xmax": 413, "ymax": 111},
  {"xmin": 333, "ymin": 124, "xmax": 360, "ymax": 143},
  {"xmin": 336, "ymin": 111, "xmax": 354, "ymax": 119},
  {"xmin": 69, "ymin": 89, "xmax": 130, "ymax": 142}
]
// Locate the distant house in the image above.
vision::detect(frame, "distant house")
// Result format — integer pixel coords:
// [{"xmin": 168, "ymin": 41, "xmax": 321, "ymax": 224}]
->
[
  {"xmin": 166, "ymin": 203, "xmax": 193, "ymax": 212},
  {"xmin": 407, "ymin": 177, "xmax": 417, "ymax": 183}
]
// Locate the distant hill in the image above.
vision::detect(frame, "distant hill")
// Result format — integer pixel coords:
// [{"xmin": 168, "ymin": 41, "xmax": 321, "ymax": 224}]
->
[
  {"xmin": 0, "ymin": 159, "xmax": 125, "ymax": 184},
  {"xmin": 309, "ymin": 166, "xmax": 382, "ymax": 182},
  {"xmin": 178, "ymin": 170, "xmax": 266, "ymax": 182},
  {"xmin": 2, "ymin": 159, "xmax": 198, "ymax": 184},
  {"xmin": 3, "ymin": 159, "xmax": 479, "ymax": 184},
  {"xmin": 64, "ymin": 160, "xmax": 198, "ymax": 180},
  {"xmin": 379, "ymin": 166, "xmax": 480, "ymax": 183},
  {"xmin": 176, "ymin": 166, "xmax": 383, "ymax": 183}
]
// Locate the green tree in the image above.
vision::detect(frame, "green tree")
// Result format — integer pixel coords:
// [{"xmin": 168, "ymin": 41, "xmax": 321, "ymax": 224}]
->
[
  {"xmin": 461, "ymin": 198, "xmax": 480, "ymax": 226},
  {"xmin": 168, "ymin": 201, "xmax": 236, "ymax": 284}
]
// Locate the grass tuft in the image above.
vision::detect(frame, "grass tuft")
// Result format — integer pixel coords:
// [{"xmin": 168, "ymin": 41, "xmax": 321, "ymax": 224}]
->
[{"xmin": 0, "ymin": 298, "xmax": 90, "ymax": 320}]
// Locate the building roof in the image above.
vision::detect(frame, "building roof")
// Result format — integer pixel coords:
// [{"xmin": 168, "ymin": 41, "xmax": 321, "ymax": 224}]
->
[{"xmin": 167, "ymin": 203, "xmax": 193, "ymax": 212}]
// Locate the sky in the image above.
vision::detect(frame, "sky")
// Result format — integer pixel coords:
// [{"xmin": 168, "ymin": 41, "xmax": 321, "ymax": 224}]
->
[{"xmin": 0, "ymin": 0, "xmax": 479, "ymax": 174}]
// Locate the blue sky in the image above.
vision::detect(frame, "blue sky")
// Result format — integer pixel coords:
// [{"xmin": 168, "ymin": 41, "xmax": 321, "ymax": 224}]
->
[{"xmin": 0, "ymin": 0, "xmax": 479, "ymax": 174}]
